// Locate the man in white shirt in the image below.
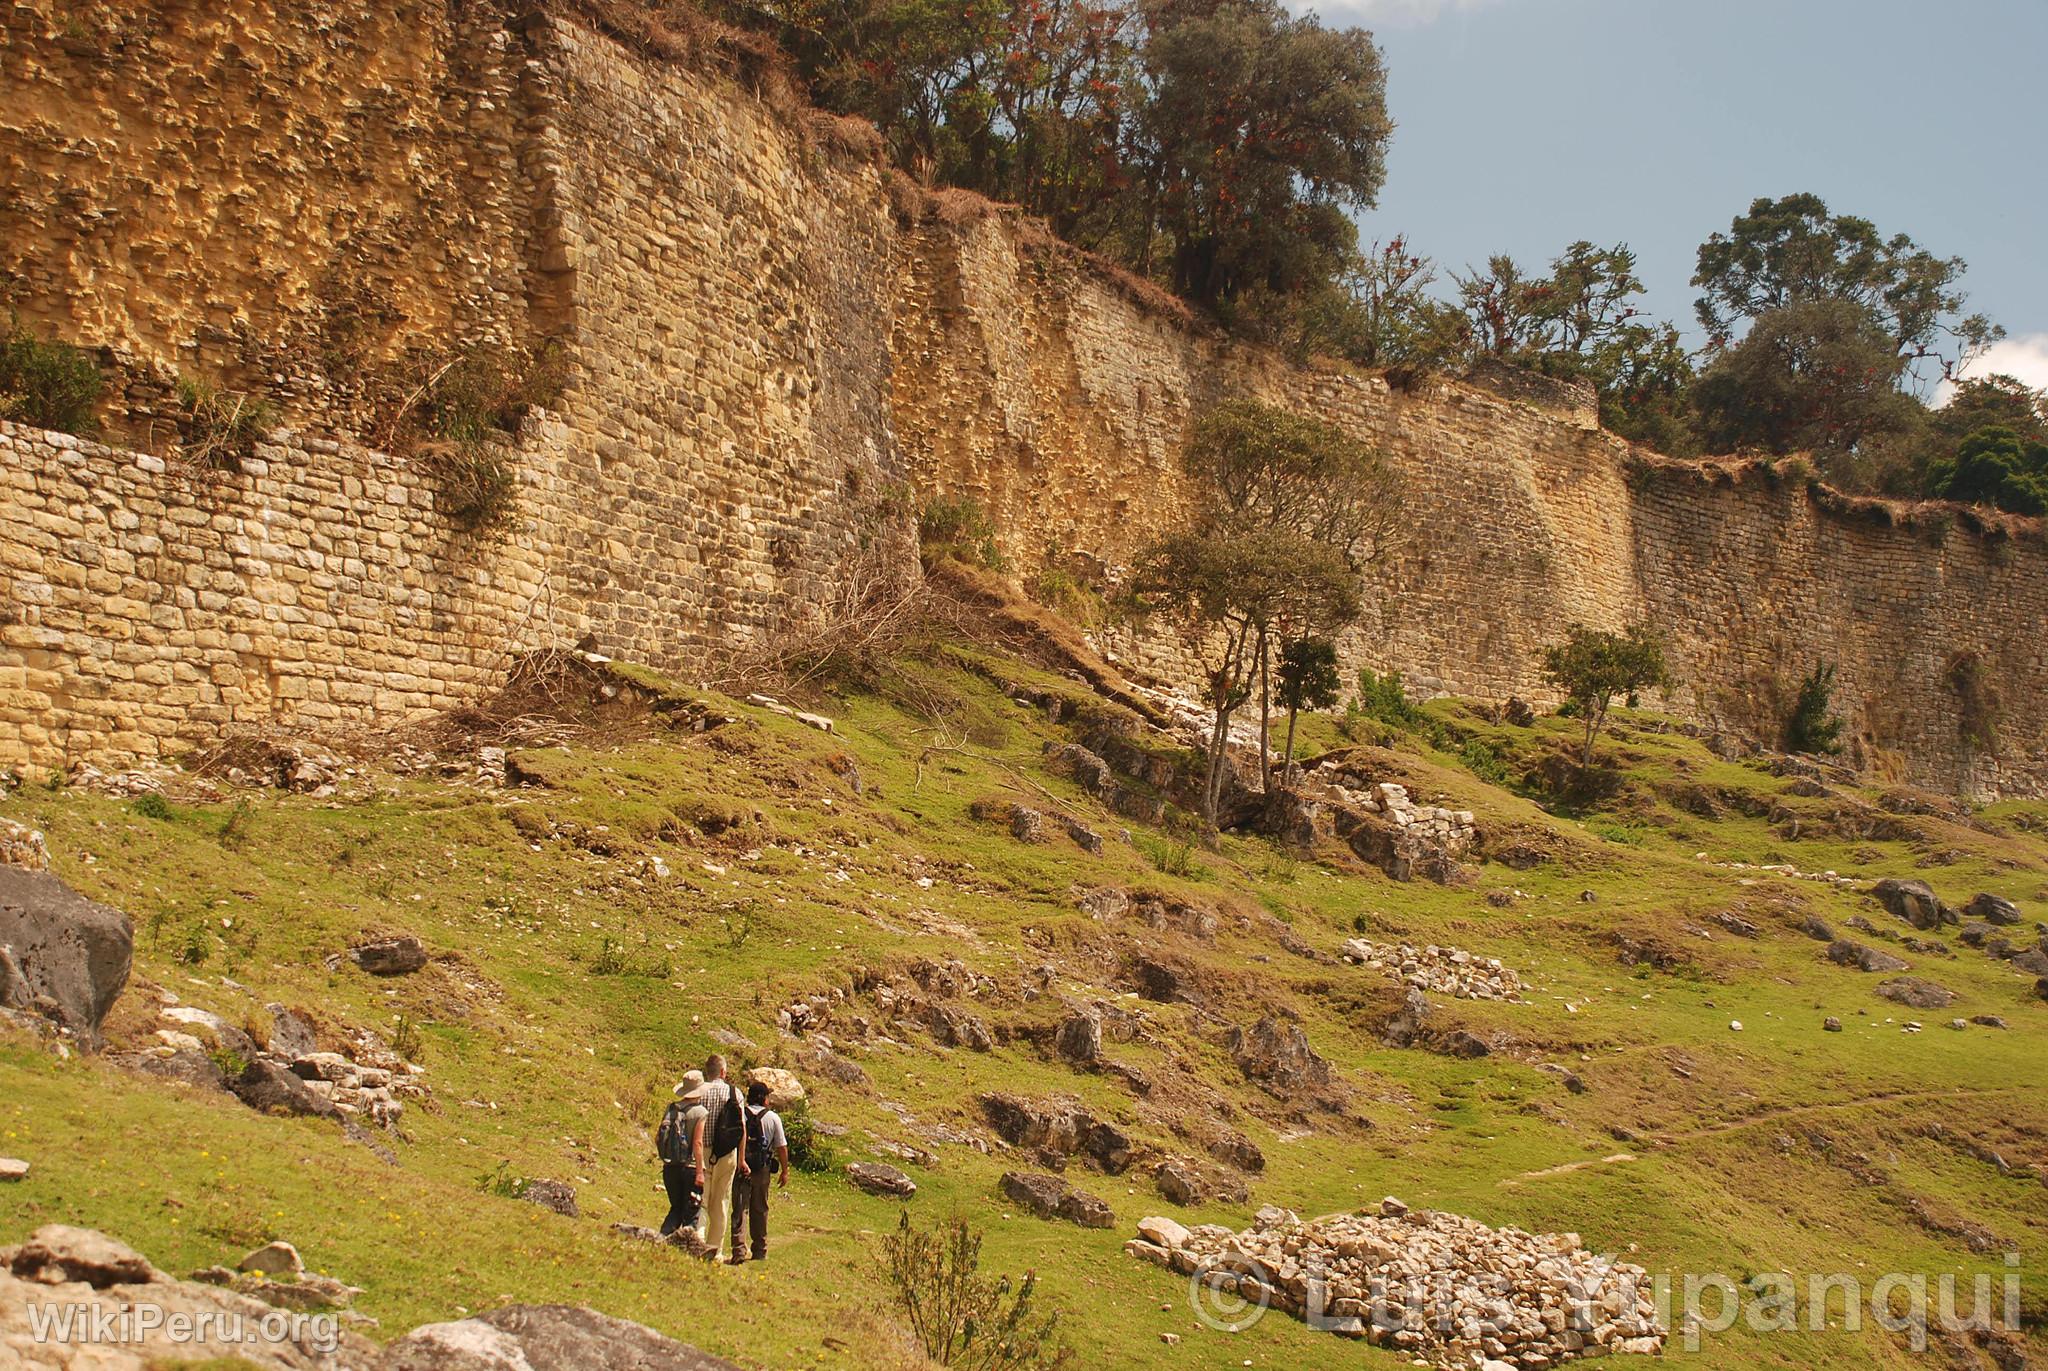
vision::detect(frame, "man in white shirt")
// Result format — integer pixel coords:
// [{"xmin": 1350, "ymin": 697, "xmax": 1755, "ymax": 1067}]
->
[{"xmin": 729, "ymin": 1079, "xmax": 790, "ymax": 1263}]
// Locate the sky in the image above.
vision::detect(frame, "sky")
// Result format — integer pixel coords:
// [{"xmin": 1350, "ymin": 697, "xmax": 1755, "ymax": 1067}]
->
[{"xmin": 1285, "ymin": 0, "xmax": 2048, "ymax": 393}]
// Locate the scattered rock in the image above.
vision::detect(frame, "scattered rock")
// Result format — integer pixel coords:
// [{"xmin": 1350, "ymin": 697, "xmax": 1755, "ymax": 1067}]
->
[
  {"xmin": 1054, "ymin": 1011, "xmax": 1102, "ymax": 1064},
  {"xmin": 1124, "ymin": 1205, "xmax": 1665, "ymax": 1363},
  {"xmin": 1000, "ymin": 1171, "xmax": 1114, "ymax": 1228},
  {"xmin": 1153, "ymin": 1156, "xmax": 1248, "ymax": 1206},
  {"xmin": 1077, "ymin": 886, "xmax": 1129, "ymax": 919},
  {"xmin": 231, "ymin": 1058, "xmax": 340, "ymax": 1119},
  {"xmin": 1876, "ymin": 977, "xmax": 1957, "ymax": 1010},
  {"xmin": 0, "ymin": 1158, "xmax": 26, "ymax": 1182},
  {"xmin": 1797, "ymin": 914, "xmax": 1836, "ymax": 942},
  {"xmin": 238, "ymin": 1241, "xmax": 303, "ymax": 1278},
  {"xmin": 1827, "ymin": 939, "xmax": 1910, "ymax": 973},
  {"xmin": 1964, "ymin": 893, "xmax": 2022, "ymax": 926},
  {"xmin": 1872, "ymin": 878, "xmax": 1954, "ymax": 930},
  {"xmin": 1204, "ymin": 1128, "xmax": 1266, "ymax": 1173},
  {"xmin": 522, "ymin": 1179, "xmax": 579, "ymax": 1218},
  {"xmin": 1062, "ymin": 817, "xmax": 1104, "ymax": 855},
  {"xmin": 0, "ymin": 818, "xmax": 49, "ymax": 872},
  {"xmin": 1138, "ymin": 1214, "xmax": 1191, "ymax": 1249},
  {"xmin": 1008, "ymin": 806, "xmax": 1047, "ymax": 843},
  {"xmin": 1823, "ymin": 1017, "xmax": 1842, "ymax": 1032},
  {"xmin": 745, "ymin": 1067, "xmax": 806, "ymax": 1109},
  {"xmin": 978, "ymin": 1093, "xmax": 1133, "ymax": 1172},
  {"xmin": 1225, "ymin": 1017, "xmax": 1334, "ymax": 1095},
  {"xmin": 1342, "ymin": 938, "xmax": 1520, "ymax": 1001},
  {"xmin": 845, "ymin": 1162, "xmax": 917, "ymax": 1198},
  {"xmin": 7, "ymin": 1225, "xmax": 157, "ymax": 1288},
  {"xmin": 265, "ymin": 1004, "xmax": 320, "ymax": 1059},
  {"xmin": 350, "ymin": 935, "xmax": 428, "ymax": 976},
  {"xmin": 0, "ymin": 867, "xmax": 134, "ymax": 1048}
]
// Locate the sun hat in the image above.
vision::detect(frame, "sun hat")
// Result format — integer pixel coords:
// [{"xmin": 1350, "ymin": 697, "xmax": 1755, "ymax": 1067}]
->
[{"xmin": 674, "ymin": 1069, "xmax": 706, "ymax": 1099}]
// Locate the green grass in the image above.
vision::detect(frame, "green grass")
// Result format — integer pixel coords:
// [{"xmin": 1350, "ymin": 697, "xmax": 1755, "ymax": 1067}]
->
[{"xmin": 2, "ymin": 648, "xmax": 2044, "ymax": 1370}]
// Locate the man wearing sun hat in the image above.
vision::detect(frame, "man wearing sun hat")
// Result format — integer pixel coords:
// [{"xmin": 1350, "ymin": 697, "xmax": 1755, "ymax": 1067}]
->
[{"xmin": 655, "ymin": 1070, "xmax": 707, "ymax": 1237}]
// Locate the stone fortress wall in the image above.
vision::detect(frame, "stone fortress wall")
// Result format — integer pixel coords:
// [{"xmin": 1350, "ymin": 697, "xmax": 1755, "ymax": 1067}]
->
[{"xmin": 1, "ymin": 1, "xmax": 2042, "ymax": 795}]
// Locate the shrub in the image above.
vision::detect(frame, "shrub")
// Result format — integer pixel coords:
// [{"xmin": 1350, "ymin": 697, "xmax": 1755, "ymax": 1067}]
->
[
  {"xmin": 1351, "ymin": 668, "xmax": 1420, "ymax": 730},
  {"xmin": 779, "ymin": 1096, "xmax": 836, "ymax": 1175},
  {"xmin": 0, "ymin": 314, "xmax": 102, "ymax": 434},
  {"xmin": 1459, "ymin": 739, "xmax": 1512, "ymax": 787},
  {"xmin": 393, "ymin": 341, "xmax": 566, "ymax": 538},
  {"xmin": 1784, "ymin": 662, "xmax": 1844, "ymax": 755},
  {"xmin": 132, "ymin": 793, "xmax": 174, "ymax": 822},
  {"xmin": 475, "ymin": 1161, "xmax": 530, "ymax": 1200},
  {"xmin": 880, "ymin": 1213, "xmax": 1072, "ymax": 1370},
  {"xmin": 175, "ymin": 377, "xmax": 277, "ymax": 471},
  {"xmin": 919, "ymin": 495, "xmax": 1006, "ymax": 570}
]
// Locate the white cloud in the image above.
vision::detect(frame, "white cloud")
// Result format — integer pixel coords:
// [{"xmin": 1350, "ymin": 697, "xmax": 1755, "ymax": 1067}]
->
[{"xmin": 1953, "ymin": 332, "xmax": 2048, "ymax": 394}]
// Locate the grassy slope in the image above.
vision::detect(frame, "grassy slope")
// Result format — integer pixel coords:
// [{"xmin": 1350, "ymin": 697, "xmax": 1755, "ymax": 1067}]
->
[{"xmin": 2, "ymin": 646, "xmax": 2044, "ymax": 1371}]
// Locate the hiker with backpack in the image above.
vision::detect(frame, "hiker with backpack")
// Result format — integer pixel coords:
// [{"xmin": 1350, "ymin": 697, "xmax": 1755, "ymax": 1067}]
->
[
  {"xmin": 693, "ymin": 1055, "xmax": 749, "ymax": 1262},
  {"xmin": 728, "ymin": 1080, "xmax": 790, "ymax": 1264},
  {"xmin": 655, "ymin": 1071, "xmax": 708, "ymax": 1238}
]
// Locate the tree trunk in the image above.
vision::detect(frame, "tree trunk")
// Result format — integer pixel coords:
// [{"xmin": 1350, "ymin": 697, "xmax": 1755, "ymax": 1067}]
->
[
  {"xmin": 1283, "ymin": 704, "xmax": 1299, "ymax": 775},
  {"xmin": 1580, "ymin": 697, "xmax": 1604, "ymax": 769},
  {"xmin": 1256, "ymin": 630, "xmax": 1272, "ymax": 794}
]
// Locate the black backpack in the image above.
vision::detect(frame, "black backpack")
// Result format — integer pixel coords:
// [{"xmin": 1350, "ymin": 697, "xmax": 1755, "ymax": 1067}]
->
[
  {"xmin": 710, "ymin": 1082, "xmax": 745, "ymax": 1160},
  {"xmin": 655, "ymin": 1101, "xmax": 692, "ymax": 1165},
  {"xmin": 744, "ymin": 1103, "xmax": 778, "ymax": 1175}
]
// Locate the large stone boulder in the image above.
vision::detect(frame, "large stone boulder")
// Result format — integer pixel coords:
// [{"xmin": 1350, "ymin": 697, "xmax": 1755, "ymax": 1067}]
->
[
  {"xmin": 0, "ymin": 868, "xmax": 133, "ymax": 1048},
  {"xmin": 382, "ymin": 1305, "xmax": 743, "ymax": 1370},
  {"xmin": 1, "ymin": 1225, "xmax": 380, "ymax": 1368},
  {"xmin": 845, "ymin": 1162, "xmax": 917, "ymax": 1198},
  {"xmin": 351, "ymin": 935, "xmax": 428, "ymax": 976},
  {"xmin": 1876, "ymin": 977, "xmax": 1957, "ymax": 1010},
  {"xmin": 1225, "ymin": 1017, "xmax": 1334, "ymax": 1094},
  {"xmin": 1963, "ymin": 893, "xmax": 2022, "ymax": 926},
  {"xmin": 1827, "ymin": 940, "xmax": 1910, "ymax": 973},
  {"xmin": 1871, "ymin": 878, "xmax": 1954, "ymax": 931},
  {"xmin": 744, "ymin": 1066, "xmax": 806, "ymax": 1109},
  {"xmin": 1000, "ymin": 1172, "xmax": 1115, "ymax": 1229},
  {"xmin": 230, "ymin": 1058, "xmax": 340, "ymax": 1118}
]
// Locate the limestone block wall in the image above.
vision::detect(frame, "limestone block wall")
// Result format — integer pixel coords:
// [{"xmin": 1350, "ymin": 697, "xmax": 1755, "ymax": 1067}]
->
[
  {"xmin": 892, "ymin": 214, "xmax": 2048, "ymax": 797},
  {"xmin": 0, "ymin": 3, "xmax": 2041, "ymax": 793},
  {"xmin": 0, "ymin": 418, "xmax": 560, "ymax": 768},
  {"xmin": 0, "ymin": 4, "xmax": 914, "ymax": 770}
]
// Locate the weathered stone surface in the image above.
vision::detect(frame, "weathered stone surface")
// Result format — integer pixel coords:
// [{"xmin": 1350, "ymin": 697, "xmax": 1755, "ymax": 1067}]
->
[
  {"xmin": 1054, "ymin": 1011, "xmax": 1102, "ymax": 1064},
  {"xmin": 8, "ymin": 1226, "xmax": 157, "ymax": 1288},
  {"xmin": 230, "ymin": 1059, "xmax": 340, "ymax": 1119},
  {"xmin": 351, "ymin": 935, "xmax": 428, "ymax": 976},
  {"xmin": 0, "ymin": 819, "xmax": 48, "ymax": 872},
  {"xmin": 1000, "ymin": 1171, "xmax": 1114, "ymax": 1229},
  {"xmin": 239, "ymin": 1241, "xmax": 304, "ymax": 1278},
  {"xmin": 845, "ymin": 1162, "xmax": 917, "ymax": 1198},
  {"xmin": 1827, "ymin": 939, "xmax": 1910, "ymax": 973},
  {"xmin": 0, "ymin": 868, "xmax": 133, "ymax": 1047},
  {"xmin": 745, "ymin": 1067, "xmax": 806, "ymax": 1109},
  {"xmin": 522, "ymin": 1180, "xmax": 579, "ymax": 1218},
  {"xmin": 1225, "ymin": 1017, "xmax": 1334, "ymax": 1094},
  {"xmin": 1964, "ymin": 893, "xmax": 2023, "ymax": 926},
  {"xmin": 1876, "ymin": 977, "xmax": 1957, "ymax": 1010},
  {"xmin": 382, "ymin": 1305, "xmax": 744, "ymax": 1370},
  {"xmin": 1872, "ymin": 879, "xmax": 1954, "ymax": 930},
  {"xmin": 0, "ymin": 1158, "xmax": 26, "ymax": 1182}
]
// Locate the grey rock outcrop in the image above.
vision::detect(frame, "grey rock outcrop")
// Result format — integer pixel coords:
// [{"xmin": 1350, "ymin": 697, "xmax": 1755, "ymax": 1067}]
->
[
  {"xmin": 1000, "ymin": 1171, "xmax": 1114, "ymax": 1228},
  {"xmin": 382, "ymin": 1305, "xmax": 743, "ymax": 1370},
  {"xmin": 1871, "ymin": 878, "xmax": 1954, "ymax": 930},
  {"xmin": 0, "ymin": 867, "xmax": 133, "ymax": 1048}
]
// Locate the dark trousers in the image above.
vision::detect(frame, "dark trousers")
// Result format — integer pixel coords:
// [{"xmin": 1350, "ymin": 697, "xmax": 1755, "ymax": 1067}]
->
[
  {"xmin": 660, "ymin": 1162, "xmax": 701, "ymax": 1236},
  {"xmin": 730, "ymin": 1166, "xmax": 771, "ymax": 1258}
]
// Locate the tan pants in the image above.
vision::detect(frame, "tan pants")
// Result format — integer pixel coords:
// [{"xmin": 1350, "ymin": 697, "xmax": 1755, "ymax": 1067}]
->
[{"xmin": 697, "ymin": 1148, "xmax": 740, "ymax": 1258}]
